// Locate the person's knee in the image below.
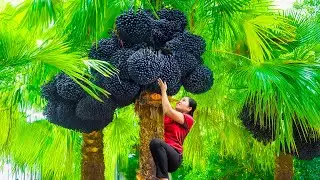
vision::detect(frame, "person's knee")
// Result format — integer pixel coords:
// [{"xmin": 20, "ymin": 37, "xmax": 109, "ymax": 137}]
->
[{"xmin": 149, "ymin": 138, "xmax": 162, "ymax": 150}]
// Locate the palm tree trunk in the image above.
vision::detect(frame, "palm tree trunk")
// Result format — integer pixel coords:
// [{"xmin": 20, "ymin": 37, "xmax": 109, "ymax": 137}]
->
[
  {"xmin": 274, "ymin": 152, "xmax": 293, "ymax": 180},
  {"xmin": 81, "ymin": 131, "xmax": 105, "ymax": 180},
  {"xmin": 135, "ymin": 92, "xmax": 164, "ymax": 180}
]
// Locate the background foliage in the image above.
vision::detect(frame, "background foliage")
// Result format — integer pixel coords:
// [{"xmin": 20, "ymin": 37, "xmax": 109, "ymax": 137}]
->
[{"xmin": 0, "ymin": 0, "xmax": 319, "ymax": 179}]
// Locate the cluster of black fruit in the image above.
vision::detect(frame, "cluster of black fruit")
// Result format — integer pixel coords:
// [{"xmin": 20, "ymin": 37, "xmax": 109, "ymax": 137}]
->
[
  {"xmin": 41, "ymin": 8, "xmax": 214, "ymax": 133},
  {"xmin": 239, "ymin": 99, "xmax": 320, "ymax": 160},
  {"xmin": 293, "ymin": 123, "xmax": 320, "ymax": 160},
  {"xmin": 41, "ymin": 73, "xmax": 116, "ymax": 133},
  {"xmin": 239, "ymin": 102, "xmax": 276, "ymax": 144}
]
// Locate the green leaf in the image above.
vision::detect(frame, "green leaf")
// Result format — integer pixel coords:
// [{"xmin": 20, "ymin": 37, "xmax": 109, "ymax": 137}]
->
[
  {"xmin": 231, "ymin": 62, "xmax": 320, "ymax": 151},
  {"xmin": 103, "ymin": 105, "xmax": 140, "ymax": 180}
]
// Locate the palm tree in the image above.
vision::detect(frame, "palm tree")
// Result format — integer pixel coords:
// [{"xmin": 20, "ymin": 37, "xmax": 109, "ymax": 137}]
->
[
  {"xmin": 0, "ymin": 1, "xmax": 166, "ymax": 180},
  {"xmin": 180, "ymin": 0, "xmax": 320, "ymax": 179},
  {"xmin": 134, "ymin": 92, "xmax": 164, "ymax": 179},
  {"xmin": 1, "ymin": 0, "xmax": 319, "ymax": 180},
  {"xmin": 0, "ymin": 1, "xmax": 136, "ymax": 180}
]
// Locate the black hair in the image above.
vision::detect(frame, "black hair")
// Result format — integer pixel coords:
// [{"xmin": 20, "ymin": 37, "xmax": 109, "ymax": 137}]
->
[{"xmin": 187, "ymin": 97, "xmax": 197, "ymax": 116}]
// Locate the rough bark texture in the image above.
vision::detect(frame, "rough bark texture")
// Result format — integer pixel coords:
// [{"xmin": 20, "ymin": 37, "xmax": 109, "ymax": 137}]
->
[
  {"xmin": 274, "ymin": 152, "xmax": 293, "ymax": 180},
  {"xmin": 135, "ymin": 92, "xmax": 164, "ymax": 180},
  {"xmin": 81, "ymin": 131, "xmax": 105, "ymax": 180}
]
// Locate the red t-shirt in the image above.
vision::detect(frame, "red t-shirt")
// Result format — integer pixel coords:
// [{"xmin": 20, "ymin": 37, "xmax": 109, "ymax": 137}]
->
[{"xmin": 164, "ymin": 114, "xmax": 194, "ymax": 154}]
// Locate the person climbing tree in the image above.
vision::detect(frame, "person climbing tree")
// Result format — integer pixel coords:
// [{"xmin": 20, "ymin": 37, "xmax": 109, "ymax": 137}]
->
[{"xmin": 149, "ymin": 78, "xmax": 197, "ymax": 180}]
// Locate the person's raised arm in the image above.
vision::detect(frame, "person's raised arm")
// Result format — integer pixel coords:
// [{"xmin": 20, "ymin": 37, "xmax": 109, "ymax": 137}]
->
[{"xmin": 158, "ymin": 79, "xmax": 185, "ymax": 124}]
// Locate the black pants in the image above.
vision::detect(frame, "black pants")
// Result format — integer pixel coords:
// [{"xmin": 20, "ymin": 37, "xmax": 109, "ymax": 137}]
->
[{"xmin": 149, "ymin": 138, "xmax": 182, "ymax": 179}]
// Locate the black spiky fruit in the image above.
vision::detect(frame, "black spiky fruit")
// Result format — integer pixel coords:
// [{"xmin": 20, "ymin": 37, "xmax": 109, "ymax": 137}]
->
[
  {"xmin": 44, "ymin": 100, "xmax": 78, "ymax": 130},
  {"xmin": 167, "ymin": 82, "xmax": 182, "ymax": 96},
  {"xmin": 159, "ymin": 55, "xmax": 181, "ymax": 86},
  {"xmin": 116, "ymin": 9, "xmax": 154, "ymax": 45},
  {"xmin": 151, "ymin": 19, "xmax": 181, "ymax": 48},
  {"xmin": 157, "ymin": 9, "xmax": 187, "ymax": 33},
  {"xmin": 55, "ymin": 73, "xmax": 85, "ymax": 101},
  {"xmin": 165, "ymin": 31, "xmax": 206, "ymax": 59},
  {"xmin": 127, "ymin": 48, "xmax": 163, "ymax": 85},
  {"xmin": 41, "ymin": 81, "xmax": 60, "ymax": 101},
  {"xmin": 76, "ymin": 95, "xmax": 116, "ymax": 122},
  {"xmin": 56, "ymin": 101, "xmax": 77, "ymax": 128},
  {"xmin": 95, "ymin": 75, "xmax": 140, "ymax": 107},
  {"xmin": 43, "ymin": 101, "xmax": 58, "ymax": 123},
  {"xmin": 145, "ymin": 55, "xmax": 181, "ymax": 95},
  {"xmin": 55, "ymin": 101, "xmax": 111, "ymax": 133},
  {"xmin": 173, "ymin": 51, "xmax": 201, "ymax": 77},
  {"xmin": 109, "ymin": 49, "xmax": 135, "ymax": 80},
  {"xmin": 130, "ymin": 42, "xmax": 149, "ymax": 51},
  {"xmin": 293, "ymin": 124, "xmax": 320, "ymax": 160},
  {"xmin": 239, "ymin": 102, "xmax": 276, "ymax": 144},
  {"xmin": 77, "ymin": 118, "xmax": 113, "ymax": 133},
  {"xmin": 182, "ymin": 65, "xmax": 213, "ymax": 94},
  {"xmin": 88, "ymin": 37, "xmax": 121, "ymax": 61}
]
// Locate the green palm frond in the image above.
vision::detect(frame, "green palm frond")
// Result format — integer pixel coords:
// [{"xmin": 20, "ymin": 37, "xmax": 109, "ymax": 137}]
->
[
  {"xmin": 8, "ymin": 121, "xmax": 81, "ymax": 180},
  {"xmin": 0, "ymin": 20, "xmax": 116, "ymax": 106},
  {"xmin": 161, "ymin": 0, "xmax": 195, "ymax": 12},
  {"xmin": 196, "ymin": 0, "xmax": 272, "ymax": 44},
  {"xmin": 218, "ymin": 121, "xmax": 274, "ymax": 172},
  {"xmin": 192, "ymin": 0, "xmax": 295, "ymax": 64},
  {"xmin": 296, "ymin": 19, "xmax": 320, "ymax": 45},
  {"xmin": 183, "ymin": 104, "xmax": 275, "ymax": 172},
  {"xmin": 0, "ymin": 107, "xmax": 82, "ymax": 180},
  {"xmin": 183, "ymin": 111, "xmax": 207, "ymax": 169},
  {"xmin": 0, "ymin": 0, "xmax": 319, "ymax": 178},
  {"xmin": 181, "ymin": 52, "xmax": 248, "ymax": 168},
  {"xmin": 103, "ymin": 105, "xmax": 139, "ymax": 180},
  {"xmin": 0, "ymin": 107, "xmax": 18, "ymax": 151},
  {"xmin": 284, "ymin": 9, "xmax": 320, "ymax": 46},
  {"xmin": 188, "ymin": 43, "xmax": 319, "ymax": 168},
  {"xmin": 32, "ymin": 35, "xmax": 113, "ymax": 101},
  {"xmin": 283, "ymin": 9, "xmax": 307, "ymax": 25},
  {"xmin": 15, "ymin": 0, "xmax": 62, "ymax": 30},
  {"xmin": 243, "ymin": 15, "xmax": 295, "ymax": 63},
  {"xmin": 278, "ymin": 45, "xmax": 317, "ymax": 62},
  {"xmin": 197, "ymin": 0, "xmax": 251, "ymax": 45},
  {"xmin": 12, "ymin": 0, "xmax": 134, "ymax": 50},
  {"xmin": 63, "ymin": 0, "xmax": 132, "ymax": 45},
  {"xmin": 230, "ymin": 61, "xmax": 320, "ymax": 151},
  {"xmin": 0, "ymin": 25, "xmax": 33, "ymax": 71}
]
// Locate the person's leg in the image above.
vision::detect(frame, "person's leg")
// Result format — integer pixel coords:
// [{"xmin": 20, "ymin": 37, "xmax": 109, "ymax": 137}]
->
[
  {"xmin": 159, "ymin": 142, "xmax": 182, "ymax": 179},
  {"xmin": 150, "ymin": 138, "xmax": 169, "ymax": 179},
  {"xmin": 149, "ymin": 138, "xmax": 182, "ymax": 179},
  {"xmin": 167, "ymin": 149, "xmax": 182, "ymax": 173}
]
